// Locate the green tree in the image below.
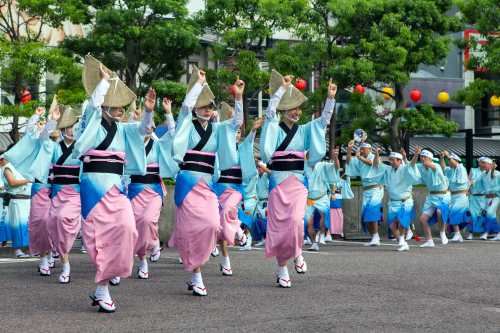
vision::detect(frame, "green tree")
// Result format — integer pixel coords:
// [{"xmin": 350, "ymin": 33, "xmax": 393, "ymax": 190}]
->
[
  {"xmin": 276, "ymin": 0, "xmax": 462, "ymax": 152},
  {"xmin": 455, "ymin": 0, "xmax": 500, "ymax": 106},
  {"xmin": 200, "ymin": 0, "xmax": 300, "ymax": 130},
  {"xmin": 0, "ymin": 0, "xmax": 87, "ymax": 141},
  {"xmin": 62, "ymin": 0, "xmax": 200, "ymax": 94}
]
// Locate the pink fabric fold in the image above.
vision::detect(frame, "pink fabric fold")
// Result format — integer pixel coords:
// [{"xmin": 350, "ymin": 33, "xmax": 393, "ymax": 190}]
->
[
  {"xmin": 48, "ymin": 186, "xmax": 82, "ymax": 256},
  {"xmin": 265, "ymin": 176, "xmax": 307, "ymax": 265},
  {"xmin": 217, "ymin": 188, "xmax": 243, "ymax": 245},
  {"xmin": 131, "ymin": 187, "xmax": 162, "ymax": 258},
  {"xmin": 29, "ymin": 188, "xmax": 52, "ymax": 255},
  {"xmin": 82, "ymin": 186, "xmax": 138, "ymax": 283},
  {"xmin": 168, "ymin": 181, "xmax": 219, "ymax": 272},
  {"xmin": 329, "ymin": 208, "xmax": 344, "ymax": 236}
]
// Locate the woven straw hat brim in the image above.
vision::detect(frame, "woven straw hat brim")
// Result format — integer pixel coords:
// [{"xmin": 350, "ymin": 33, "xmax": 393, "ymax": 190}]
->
[{"xmin": 82, "ymin": 54, "xmax": 136, "ymax": 108}]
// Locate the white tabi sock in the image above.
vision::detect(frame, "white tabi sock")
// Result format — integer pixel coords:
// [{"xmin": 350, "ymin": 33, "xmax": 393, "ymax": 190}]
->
[
  {"xmin": 140, "ymin": 258, "xmax": 148, "ymax": 273},
  {"xmin": 40, "ymin": 255, "xmax": 49, "ymax": 268},
  {"xmin": 191, "ymin": 272, "xmax": 204, "ymax": 287},
  {"xmin": 95, "ymin": 284, "xmax": 111, "ymax": 302},
  {"xmin": 221, "ymin": 255, "xmax": 231, "ymax": 268},
  {"xmin": 398, "ymin": 235, "xmax": 404, "ymax": 246},
  {"xmin": 372, "ymin": 233, "xmax": 380, "ymax": 241},
  {"xmin": 62, "ymin": 262, "xmax": 70, "ymax": 274},
  {"xmin": 278, "ymin": 266, "xmax": 289, "ymax": 279}
]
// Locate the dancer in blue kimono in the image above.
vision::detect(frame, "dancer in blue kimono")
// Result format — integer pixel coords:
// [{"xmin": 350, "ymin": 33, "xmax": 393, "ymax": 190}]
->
[
  {"xmin": 476, "ymin": 158, "xmax": 500, "ymax": 240},
  {"xmin": 440, "ymin": 151, "xmax": 469, "ymax": 243},
  {"xmin": 259, "ymin": 70, "xmax": 336, "ymax": 288},
  {"xmin": 2, "ymin": 106, "xmax": 59, "ymax": 259},
  {"xmin": 305, "ymin": 152, "xmax": 341, "ymax": 252},
  {"xmin": 409, "ymin": 147, "xmax": 450, "ymax": 248},
  {"xmin": 466, "ymin": 158, "xmax": 490, "ymax": 240},
  {"xmin": 346, "ymin": 141, "xmax": 385, "ymax": 246},
  {"xmin": 374, "ymin": 149, "xmax": 416, "ymax": 252},
  {"xmin": 75, "ymin": 55, "xmax": 153, "ymax": 313},
  {"xmin": 168, "ymin": 66, "xmax": 243, "ymax": 296},
  {"xmin": 214, "ymin": 117, "xmax": 262, "ymax": 275},
  {"xmin": 128, "ymin": 96, "xmax": 178, "ymax": 280}
]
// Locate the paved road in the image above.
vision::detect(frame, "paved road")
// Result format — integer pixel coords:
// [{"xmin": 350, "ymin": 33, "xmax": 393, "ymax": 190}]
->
[{"xmin": 1, "ymin": 239, "xmax": 500, "ymax": 332}]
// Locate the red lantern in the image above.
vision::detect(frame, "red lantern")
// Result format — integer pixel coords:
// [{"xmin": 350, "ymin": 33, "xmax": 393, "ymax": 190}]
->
[
  {"xmin": 228, "ymin": 85, "xmax": 237, "ymax": 97},
  {"xmin": 354, "ymin": 84, "xmax": 365, "ymax": 94},
  {"xmin": 20, "ymin": 88, "xmax": 32, "ymax": 104},
  {"xmin": 294, "ymin": 78, "xmax": 307, "ymax": 91},
  {"xmin": 409, "ymin": 89, "xmax": 422, "ymax": 103}
]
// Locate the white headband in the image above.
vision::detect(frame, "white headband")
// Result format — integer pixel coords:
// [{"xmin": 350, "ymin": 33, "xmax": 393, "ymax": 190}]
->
[
  {"xmin": 360, "ymin": 143, "xmax": 372, "ymax": 149},
  {"xmin": 389, "ymin": 152, "xmax": 403, "ymax": 160},
  {"xmin": 479, "ymin": 157, "xmax": 493, "ymax": 164},
  {"xmin": 420, "ymin": 150, "xmax": 433, "ymax": 159},
  {"xmin": 449, "ymin": 153, "xmax": 461, "ymax": 162}
]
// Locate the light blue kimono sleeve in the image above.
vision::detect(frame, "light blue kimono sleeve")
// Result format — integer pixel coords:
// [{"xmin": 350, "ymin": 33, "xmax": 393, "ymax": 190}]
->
[
  {"xmin": 216, "ymin": 100, "xmax": 244, "ymax": 170},
  {"xmin": 72, "ymin": 79, "xmax": 110, "ymax": 159},
  {"xmin": 407, "ymin": 163, "xmax": 423, "ymax": 184},
  {"xmin": 121, "ymin": 122, "xmax": 147, "ymax": 176},
  {"xmin": 239, "ymin": 130, "xmax": 257, "ymax": 183},
  {"xmin": 320, "ymin": 161, "xmax": 340, "ymax": 185},
  {"xmin": 346, "ymin": 157, "xmax": 360, "ymax": 177},
  {"xmin": 157, "ymin": 133, "xmax": 179, "ymax": 178},
  {"xmin": 432, "ymin": 164, "xmax": 448, "ymax": 188},
  {"xmin": 341, "ymin": 177, "xmax": 354, "ymax": 199},
  {"xmin": 304, "ymin": 98, "xmax": 335, "ymax": 166},
  {"xmin": 260, "ymin": 87, "xmax": 286, "ymax": 163},
  {"xmin": 28, "ymin": 140, "xmax": 56, "ymax": 182},
  {"xmin": 376, "ymin": 164, "xmax": 392, "ymax": 186}
]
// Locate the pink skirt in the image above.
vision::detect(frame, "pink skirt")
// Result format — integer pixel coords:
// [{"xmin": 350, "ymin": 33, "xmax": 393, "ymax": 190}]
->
[
  {"xmin": 82, "ymin": 186, "xmax": 138, "ymax": 283},
  {"xmin": 329, "ymin": 208, "xmax": 344, "ymax": 236},
  {"xmin": 48, "ymin": 186, "xmax": 82, "ymax": 256},
  {"xmin": 217, "ymin": 188, "xmax": 243, "ymax": 245},
  {"xmin": 168, "ymin": 181, "xmax": 219, "ymax": 271},
  {"xmin": 28, "ymin": 188, "xmax": 52, "ymax": 255},
  {"xmin": 131, "ymin": 187, "xmax": 162, "ymax": 258},
  {"xmin": 265, "ymin": 176, "xmax": 307, "ymax": 265}
]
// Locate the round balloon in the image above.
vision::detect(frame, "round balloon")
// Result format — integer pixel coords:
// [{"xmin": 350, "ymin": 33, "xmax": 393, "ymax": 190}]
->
[
  {"xmin": 382, "ymin": 87, "xmax": 394, "ymax": 100},
  {"xmin": 490, "ymin": 95, "xmax": 500, "ymax": 107},
  {"xmin": 409, "ymin": 89, "xmax": 422, "ymax": 103},
  {"xmin": 354, "ymin": 84, "xmax": 365, "ymax": 94},
  {"xmin": 437, "ymin": 91, "xmax": 449, "ymax": 104}
]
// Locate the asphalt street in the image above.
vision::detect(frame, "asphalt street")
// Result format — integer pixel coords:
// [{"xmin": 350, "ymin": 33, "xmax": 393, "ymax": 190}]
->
[{"xmin": 1, "ymin": 239, "xmax": 500, "ymax": 332}]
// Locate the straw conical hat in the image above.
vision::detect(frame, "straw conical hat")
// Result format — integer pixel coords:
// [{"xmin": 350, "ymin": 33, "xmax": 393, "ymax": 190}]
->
[
  {"xmin": 57, "ymin": 106, "xmax": 81, "ymax": 129},
  {"xmin": 269, "ymin": 69, "xmax": 307, "ymax": 111},
  {"xmin": 195, "ymin": 84, "xmax": 215, "ymax": 109},
  {"xmin": 219, "ymin": 101, "xmax": 234, "ymax": 121},
  {"xmin": 82, "ymin": 54, "xmax": 136, "ymax": 108}
]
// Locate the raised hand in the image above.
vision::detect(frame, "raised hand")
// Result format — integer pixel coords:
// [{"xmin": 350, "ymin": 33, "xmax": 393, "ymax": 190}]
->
[
  {"xmin": 99, "ymin": 64, "xmax": 110, "ymax": 81},
  {"xmin": 197, "ymin": 69, "xmax": 206, "ymax": 85},
  {"xmin": 252, "ymin": 117, "xmax": 264, "ymax": 131},
  {"xmin": 144, "ymin": 87, "xmax": 156, "ymax": 112},
  {"xmin": 50, "ymin": 106, "xmax": 61, "ymax": 121},
  {"xmin": 162, "ymin": 97, "xmax": 172, "ymax": 114},
  {"xmin": 233, "ymin": 78, "xmax": 245, "ymax": 100},
  {"xmin": 414, "ymin": 146, "xmax": 422, "ymax": 155},
  {"xmin": 400, "ymin": 148, "xmax": 407, "ymax": 159},
  {"xmin": 282, "ymin": 75, "xmax": 294, "ymax": 89},
  {"xmin": 35, "ymin": 106, "xmax": 45, "ymax": 117},
  {"xmin": 327, "ymin": 79, "xmax": 337, "ymax": 98}
]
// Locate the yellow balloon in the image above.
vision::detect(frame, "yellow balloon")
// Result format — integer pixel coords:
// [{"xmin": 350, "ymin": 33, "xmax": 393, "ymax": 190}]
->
[
  {"xmin": 382, "ymin": 87, "xmax": 394, "ymax": 100},
  {"xmin": 490, "ymin": 95, "xmax": 500, "ymax": 107},
  {"xmin": 437, "ymin": 91, "xmax": 449, "ymax": 104}
]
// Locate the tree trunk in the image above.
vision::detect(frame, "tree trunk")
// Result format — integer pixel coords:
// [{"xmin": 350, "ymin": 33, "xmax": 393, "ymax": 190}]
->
[
  {"xmin": 9, "ymin": 75, "xmax": 22, "ymax": 142},
  {"xmin": 390, "ymin": 83, "xmax": 405, "ymax": 150}
]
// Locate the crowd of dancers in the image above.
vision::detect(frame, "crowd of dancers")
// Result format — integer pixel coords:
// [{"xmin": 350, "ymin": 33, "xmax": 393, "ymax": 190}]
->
[{"xmin": 0, "ymin": 55, "xmax": 498, "ymax": 313}]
